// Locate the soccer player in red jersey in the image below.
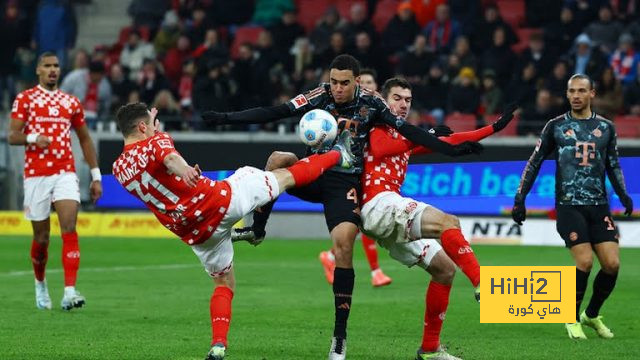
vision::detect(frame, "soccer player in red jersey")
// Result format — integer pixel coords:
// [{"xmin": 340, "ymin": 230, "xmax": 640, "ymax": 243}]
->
[
  {"xmin": 361, "ymin": 78, "xmax": 515, "ymax": 360},
  {"xmin": 8, "ymin": 52, "xmax": 103, "ymax": 311},
  {"xmin": 318, "ymin": 68, "xmax": 393, "ymax": 287},
  {"xmin": 111, "ymin": 102, "xmax": 355, "ymax": 360}
]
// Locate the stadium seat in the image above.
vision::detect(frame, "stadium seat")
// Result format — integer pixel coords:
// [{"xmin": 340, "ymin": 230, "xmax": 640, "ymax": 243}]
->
[
  {"xmin": 496, "ymin": 0, "xmax": 525, "ymax": 29},
  {"xmin": 295, "ymin": 0, "xmax": 332, "ymax": 33},
  {"xmin": 445, "ymin": 113, "xmax": 479, "ymax": 132},
  {"xmin": 484, "ymin": 114, "xmax": 519, "ymax": 136},
  {"xmin": 117, "ymin": 25, "xmax": 151, "ymax": 45},
  {"xmin": 614, "ymin": 115, "xmax": 640, "ymax": 138},
  {"xmin": 230, "ymin": 26, "xmax": 265, "ymax": 59},
  {"xmin": 372, "ymin": 0, "xmax": 401, "ymax": 33},
  {"xmin": 511, "ymin": 28, "xmax": 540, "ymax": 54}
]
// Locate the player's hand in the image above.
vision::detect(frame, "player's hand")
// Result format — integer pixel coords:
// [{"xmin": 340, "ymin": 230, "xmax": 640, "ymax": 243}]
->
[
  {"xmin": 512, "ymin": 201, "xmax": 526, "ymax": 225},
  {"xmin": 182, "ymin": 165, "xmax": 201, "ymax": 188},
  {"xmin": 90, "ymin": 180, "xmax": 103, "ymax": 203},
  {"xmin": 202, "ymin": 111, "xmax": 228, "ymax": 124},
  {"xmin": 451, "ymin": 141, "xmax": 483, "ymax": 156},
  {"xmin": 194, "ymin": 164, "xmax": 202, "ymax": 177},
  {"xmin": 35, "ymin": 135, "xmax": 52, "ymax": 149},
  {"xmin": 492, "ymin": 103, "xmax": 518, "ymax": 132},
  {"xmin": 148, "ymin": 107, "xmax": 158, "ymax": 121},
  {"xmin": 621, "ymin": 195, "xmax": 634, "ymax": 216},
  {"xmin": 429, "ymin": 125, "xmax": 453, "ymax": 137}
]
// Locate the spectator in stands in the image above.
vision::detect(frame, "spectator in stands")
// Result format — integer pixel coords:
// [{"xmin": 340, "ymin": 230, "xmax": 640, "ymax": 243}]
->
[
  {"xmin": 566, "ymin": 0, "xmax": 601, "ymax": 29},
  {"xmin": 625, "ymin": 16, "xmax": 640, "ymax": 42},
  {"xmin": 185, "ymin": 7, "xmax": 213, "ymax": 46},
  {"xmin": 517, "ymin": 88, "xmax": 558, "ymax": 136},
  {"xmin": 624, "ymin": 63, "xmax": 640, "ymax": 115},
  {"xmin": 119, "ymin": 29, "xmax": 156, "ymax": 80},
  {"xmin": 593, "ymin": 66, "xmax": 623, "ymax": 119},
  {"xmin": 231, "ymin": 43, "xmax": 260, "ymax": 109},
  {"xmin": 452, "ymin": 35, "xmax": 477, "ymax": 71},
  {"xmin": 610, "ymin": 33, "xmax": 640, "ymax": 85},
  {"xmin": 0, "ymin": 1, "xmax": 25, "ymax": 110},
  {"xmin": 253, "ymin": 30, "xmax": 285, "ymax": 105},
  {"xmin": 398, "ymin": 34, "xmax": 435, "ymax": 88},
  {"xmin": 381, "ymin": 1, "xmax": 421, "ymax": 55},
  {"xmin": 350, "ymin": 31, "xmax": 390, "ymax": 81},
  {"xmin": 518, "ymin": 31, "xmax": 557, "ymax": 77},
  {"xmin": 526, "ymin": 0, "xmax": 563, "ymax": 27},
  {"xmin": 448, "ymin": 0, "xmax": 481, "ymax": 35},
  {"xmin": 422, "ymin": 4, "xmax": 460, "ymax": 54},
  {"xmin": 127, "ymin": 0, "xmax": 170, "ymax": 34},
  {"xmin": 208, "ymin": 0, "xmax": 254, "ymax": 26},
  {"xmin": 60, "ymin": 61, "xmax": 112, "ymax": 128},
  {"xmin": 314, "ymin": 31, "xmax": 347, "ymax": 70},
  {"xmin": 137, "ymin": 58, "xmax": 170, "ymax": 104},
  {"xmin": 70, "ymin": 49, "xmax": 90, "ymax": 72},
  {"xmin": 421, "ymin": 62, "xmax": 449, "ymax": 125},
  {"xmin": 252, "ymin": 0, "xmax": 295, "ymax": 27},
  {"xmin": 566, "ymin": 33, "xmax": 607, "ymax": 80},
  {"xmin": 290, "ymin": 37, "xmax": 314, "ymax": 79},
  {"xmin": 471, "ymin": 3, "xmax": 517, "ymax": 53},
  {"xmin": 192, "ymin": 29, "xmax": 229, "ymax": 78},
  {"xmin": 505, "ymin": 62, "xmax": 539, "ymax": 109},
  {"xmin": 108, "ymin": 63, "xmax": 136, "ymax": 112},
  {"xmin": 480, "ymin": 69, "xmax": 504, "ymax": 116},
  {"xmin": 163, "ymin": 35, "xmax": 191, "ymax": 90},
  {"xmin": 610, "ymin": 0, "xmax": 639, "ymax": 24},
  {"xmin": 309, "ymin": 7, "xmax": 344, "ymax": 56},
  {"xmin": 409, "ymin": 0, "xmax": 446, "ymax": 28},
  {"xmin": 269, "ymin": 9, "xmax": 305, "ymax": 55},
  {"xmin": 152, "ymin": 89, "xmax": 182, "ymax": 130},
  {"xmin": 194, "ymin": 61, "xmax": 235, "ymax": 127},
  {"xmin": 448, "ymin": 67, "xmax": 480, "ymax": 115},
  {"xmin": 480, "ymin": 26, "xmax": 517, "ymax": 88},
  {"xmin": 33, "ymin": 0, "xmax": 77, "ymax": 70},
  {"xmin": 544, "ymin": 59, "xmax": 571, "ymax": 107},
  {"xmin": 584, "ymin": 5, "xmax": 624, "ymax": 54},
  {"xmin": 445, "ymin": 53, "xmax": 462, "ymax": 83},
  {"xmin": 344, "ymin": 2, "xmax": 378, "ymax": 46},
  {"xmin": 153, "ymin": 10, "xmax": 181, "ymax": 57},
  {"xmin": 178, "ymin": 59, "xmax": 195, "ymax": 111},
  {"xmin": 545, "ymin": 6, "xmax": 582, "ymax": 56}
]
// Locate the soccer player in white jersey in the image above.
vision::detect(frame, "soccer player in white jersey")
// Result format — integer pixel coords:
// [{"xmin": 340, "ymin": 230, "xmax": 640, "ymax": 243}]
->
[
  {"xmin": 361, "ymin": 77, "xmax": 515, "ymax": 360},
  {"xmin": 112, "ymin": 102, "xmax": 354, "ymax": 359},
  {"xmin": 8, "ymin": 52, "xmax": 103, "ymax": 311}
]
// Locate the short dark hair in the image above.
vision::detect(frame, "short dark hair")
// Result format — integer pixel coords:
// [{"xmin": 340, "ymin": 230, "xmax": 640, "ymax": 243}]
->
[
  {"xmin": 37, "ymin": 52, "xmax": 58, "ymax": 65},
  {"xmin": 89, "ymin": 61, "xmax": 105, "ymax": 74},
  {"xmin": 360, "ymin": 68, "xmax": 377, "ymax": 80},
  {"xmin": 568, "ymin": 73, "xmax": 595, "ymax": 90},
  {"xmin": 329, "ymin": 54, "xmax": 360, "ymax": 76},
  {"xmin": 116, "ymin": 102, "xmax": 150, "ymax": 137},
  {"xmin": 381, "ymin": 77, "xmax": 412, "ymax": 98}
]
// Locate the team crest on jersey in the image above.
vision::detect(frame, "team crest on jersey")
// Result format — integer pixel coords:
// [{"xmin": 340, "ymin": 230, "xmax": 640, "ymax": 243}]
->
[
  {"xmin": 60, "ymin": 98, "xmax": 71, "ymax": 109},
  {"xmin": 291, "ymin": 94, "xmax": 308, "ymax": 109},
  {"xmin": 359, "ymin": 106, "xmax": 369, "ymax": 118},
  {"xmin": 592, "ymin": 128, "xmax": 602, "ymax": 137}
]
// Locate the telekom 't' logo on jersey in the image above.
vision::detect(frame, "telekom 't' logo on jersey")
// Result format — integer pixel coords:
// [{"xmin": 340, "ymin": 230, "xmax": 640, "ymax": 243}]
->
[{"xmin": 575, "ymin": 142, "xmax": 596, "ymax": 166}]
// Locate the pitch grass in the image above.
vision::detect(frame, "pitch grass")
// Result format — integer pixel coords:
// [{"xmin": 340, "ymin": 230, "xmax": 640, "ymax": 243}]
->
[{"xmin": 0, "ymin": 236, "xmax": 639, "ymax": 360}]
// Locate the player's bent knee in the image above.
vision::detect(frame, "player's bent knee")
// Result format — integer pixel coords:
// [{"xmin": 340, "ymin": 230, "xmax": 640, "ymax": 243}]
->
[
  {"xmin": 602, "ymin": 260, "xmax": 620, "ymax": 274},
  {"xmin": 575, "ymin": 259, "xmax": 593, "ymax": 272},
  {"xmin": 442, "ymin": 214, "xmax": 461, "ymax": 231},
  {"xmin": 266, "ymin": 151, "xmax": 298, "ymax": 171},
  {"xmin": 428, "ymin": 252, "xmax": 456, "ymax": 285},
  {"xmin": 213, "ymin": 271, "xmax": 236, "ymax": 291}
]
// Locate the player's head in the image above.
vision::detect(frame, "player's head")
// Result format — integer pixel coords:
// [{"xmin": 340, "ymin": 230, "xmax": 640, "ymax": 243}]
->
[
  {"xmin": 329, "ymin": 54, "xmax": 360, "ymax": 104},
  {"xmin": 566, "ymin": 74, "xmax": 595, "ymax": 113},
  {"xmin": 116, "ymin": 102, "xmax": 158, "ymax": 139},
  {"xmin": 358, "ymin": 68, "xmax": 378, "ymax": 92},
  {"xmin": 36, "ymin": 52, "xmax": 60, "ymax": 89},
  {"xmin": 382, "ymin": 77, "xmax": 412, "ymax": 119}
]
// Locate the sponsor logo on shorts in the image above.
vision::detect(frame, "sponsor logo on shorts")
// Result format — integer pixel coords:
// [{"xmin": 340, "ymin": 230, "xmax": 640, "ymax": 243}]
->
[
  {"xmin": 404, "ymin": 201, "xmax": 418, "ymax": 214},
  {"xmin": 569, "ymin": 232, "xmax": 578, "ymax": 241}
]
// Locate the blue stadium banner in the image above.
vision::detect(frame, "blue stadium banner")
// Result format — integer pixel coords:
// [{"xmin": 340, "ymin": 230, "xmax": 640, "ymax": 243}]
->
[{"xmin": 97, "ymin": 157, "xmax": 640, "ymax": 216}]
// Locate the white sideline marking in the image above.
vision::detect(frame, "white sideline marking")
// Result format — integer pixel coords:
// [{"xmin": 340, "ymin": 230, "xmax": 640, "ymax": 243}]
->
[{"xmin": 1, "ymin": 263, "xmax": 200, "ymax": 277}]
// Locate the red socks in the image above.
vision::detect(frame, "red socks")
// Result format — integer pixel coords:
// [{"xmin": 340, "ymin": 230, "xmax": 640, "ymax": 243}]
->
[
  {"xmin": 286, "ymin": 151, "xmax": 340, "ymax": 187},
  {"xmin": 440, "ymin": 229, "xmax": 480, "ymax": 287},
  {"xmin": 61, "ymin": 231, "xmax": 80, "ymax": 286},
  {"xmin": 421, "ymin": 281, "xmax": 451, "ymax": 352},
  {"xmin": 361, "ymin": 235, "xmax": 380, "ymax": 271},
  {"xmin": 30, "ymin": 240, "xmax": 48, "ymax": 281},
  {"xmin": 210, "ymin": 286, "xmax": 234, "ymax": 346}
]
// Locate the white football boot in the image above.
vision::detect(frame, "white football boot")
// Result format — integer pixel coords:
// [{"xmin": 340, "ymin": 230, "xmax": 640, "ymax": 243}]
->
[
  {"xmin": 61, "ymin": 286, "xmax": 86, "ymax": 311},
  {"xmin": 35, "ymin": 279, "xmax": 52, "ymax": 310}
]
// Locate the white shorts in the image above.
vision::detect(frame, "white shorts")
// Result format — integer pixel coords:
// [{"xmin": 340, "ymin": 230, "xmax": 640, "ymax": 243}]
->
[
  {"xmin": 361, "ymin": 191, "xmax": 442, "ymax": 268},
  {"xmin": 191, "ymin": 166, "xmax": 280, "ymax": 277},
  {"xmin": 23, "ymin": 172, "xmax": 80, "ymax": 221}
]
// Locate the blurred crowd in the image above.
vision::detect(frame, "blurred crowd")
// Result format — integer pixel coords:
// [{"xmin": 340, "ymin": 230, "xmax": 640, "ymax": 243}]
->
[{"xmin": 2, "ymin": 0, "xmax": 640, "ymax": 135}]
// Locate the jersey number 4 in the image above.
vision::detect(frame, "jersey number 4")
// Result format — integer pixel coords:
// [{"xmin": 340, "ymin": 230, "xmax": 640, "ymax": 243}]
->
[{"xmin": 126, "ymin": 171, "xmax": 179, "ymax": 210}]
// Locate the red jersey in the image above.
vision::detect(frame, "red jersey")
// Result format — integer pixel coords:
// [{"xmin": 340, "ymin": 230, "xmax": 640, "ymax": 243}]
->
[
  {"xmin": 11, "ymin": 85, "xmax": 85, "ymax": 178},
  {"xmin": 362, "ymin": 125, "xmax": 495, "ymax": 204},
  {"xmin": 112, "ymin": 132, "xmax": 232, "ymax": 245}
]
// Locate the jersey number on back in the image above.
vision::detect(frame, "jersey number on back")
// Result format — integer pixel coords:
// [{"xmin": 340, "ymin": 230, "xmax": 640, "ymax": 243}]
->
[{"xmin": 126, "ymin": 171, "xmax": 179, "ymax": 210}]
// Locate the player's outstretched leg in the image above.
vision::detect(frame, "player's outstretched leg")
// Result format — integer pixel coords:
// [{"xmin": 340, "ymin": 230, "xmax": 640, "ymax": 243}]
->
[
  {"xmin": 417, "ymin": 206, "xmax": 480, "ymax": 301},
  {"xmin": 206, "ymin": 269, "xmax": 235, "ymax": 360},
  {"xmin": 361, "ymin": 235, "xmax": 392, "ymax": 287}
]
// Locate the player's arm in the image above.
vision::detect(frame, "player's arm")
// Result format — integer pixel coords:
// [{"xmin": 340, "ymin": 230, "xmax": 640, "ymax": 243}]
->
[
  {"xmin": 412, "ymin": 125, "xmax": 496, "ymax": 155},
  {"xmin": 163, "ymin": 153, "xmax": 201, "ymax": 187},
  {"xmin": 604, "ymin": 123, "xmax": 633, "ymax": 216},
  {"xmin": 512, "ymin": 121, "xmax": 556, "ymax": 224},
  {"xmin": 75, "ymin": 124, "xmax": 103, "ymax": 203},
  {"xmin": 8, "ymin": 118, "xmax": 52, "ymax": 148}
]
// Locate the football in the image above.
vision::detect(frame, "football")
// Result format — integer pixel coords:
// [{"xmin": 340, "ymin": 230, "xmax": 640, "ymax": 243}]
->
[{"xmin": 298, "ymin": 109, "xmax": 338, "ymax": 148}]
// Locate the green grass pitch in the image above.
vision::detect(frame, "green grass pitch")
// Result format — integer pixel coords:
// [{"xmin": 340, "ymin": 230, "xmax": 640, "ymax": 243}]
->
[{"xmin": 1, "ymin": 235, "xmax": 639, "ymax": 360}]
